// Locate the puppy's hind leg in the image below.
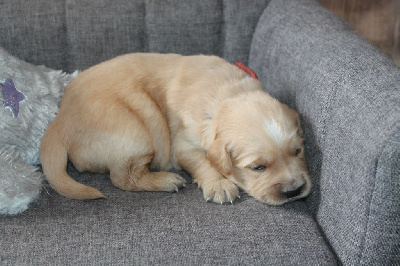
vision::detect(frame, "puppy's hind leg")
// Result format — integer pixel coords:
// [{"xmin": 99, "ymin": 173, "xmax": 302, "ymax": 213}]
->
[{"xmin": 110, "ymin": 154, "xmax": 186, "ymax": 193}]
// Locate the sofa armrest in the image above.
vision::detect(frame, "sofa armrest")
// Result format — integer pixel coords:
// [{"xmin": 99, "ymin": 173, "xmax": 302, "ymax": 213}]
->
[{"xmin": 249, "ymin": 0, "xmax": 400, "ymax": 264}]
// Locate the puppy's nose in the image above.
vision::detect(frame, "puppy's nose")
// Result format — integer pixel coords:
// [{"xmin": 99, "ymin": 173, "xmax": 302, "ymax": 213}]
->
[{"xmin": 283, "ymin": 184, "xmax": 305, "ymax": 198}]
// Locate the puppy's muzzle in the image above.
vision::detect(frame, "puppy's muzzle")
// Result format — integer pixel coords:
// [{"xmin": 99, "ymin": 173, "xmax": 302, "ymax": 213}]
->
[
  {"xmin": 282, "ymin": 183, "xmax": 305, "ymax": 199},
  {"xmin": 280, "ymin": 173, "xmax": 309, "ymax": 200}
]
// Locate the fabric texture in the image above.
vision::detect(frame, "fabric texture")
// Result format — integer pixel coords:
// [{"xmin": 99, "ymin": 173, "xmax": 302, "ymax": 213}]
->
[
  {"xmin": 0, "ymin": 165, "xmax": 337, "ymax": 265},
  {"xmin": 0, "ymin": 47, "xmax": 78, "ymax": 215},
  {"xmin": 0, "ymin": 0, "xmax": 270, "ymax": 72},
  {"xmin": 249, "ymin": 0, "xmax": 400, "ymax": 264},
  {"xmin": 361, "ymin": 130, "xmax": 400, "ymax": 265},
  {"xmin": 0, "ymin": 1, "xmax": 67, "ymax": 70}
]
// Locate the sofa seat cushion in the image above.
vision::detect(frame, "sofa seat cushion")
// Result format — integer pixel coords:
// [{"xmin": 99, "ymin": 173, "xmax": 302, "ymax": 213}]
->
[{"xmin": 1, "ymin": 165, "xmax": 337, "ymax": 265}]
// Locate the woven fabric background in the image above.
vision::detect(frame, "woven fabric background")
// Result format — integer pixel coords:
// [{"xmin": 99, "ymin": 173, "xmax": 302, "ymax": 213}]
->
[
  {"xmin": 0, "ymin": 165, "xmax": 337, "ymax": 265},
  {"xmin": 0, "ymin": 0, "xmax": 269, "ymax": 72},
  {"xmin": 249, "ymin": 0, "xmax": 400, "ymax": 264}
]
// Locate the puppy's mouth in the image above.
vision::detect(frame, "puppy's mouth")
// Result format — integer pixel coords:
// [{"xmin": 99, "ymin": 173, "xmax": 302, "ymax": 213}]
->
[
  {"xmin": 254, "ymin": 179, "xmax": 310, "ymax": 205},
  {"xmin": 282, "ymin": 183, "xmax": 306, "ymax": 199}
]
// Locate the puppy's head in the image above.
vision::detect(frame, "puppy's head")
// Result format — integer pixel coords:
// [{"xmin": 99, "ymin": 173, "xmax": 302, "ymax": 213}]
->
[{"xmin": 207, "ymin": 91, "xmax": 311, "ymax": 205}]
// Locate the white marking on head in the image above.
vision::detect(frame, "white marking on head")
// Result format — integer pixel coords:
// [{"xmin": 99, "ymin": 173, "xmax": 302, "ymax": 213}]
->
[
  {"xmin": 265, "ymin": 119, "xmax": 285, "ymax": 144},
  {"xmin": 264, "ymin": 119, "xmax": 296, "ymax": 145}
]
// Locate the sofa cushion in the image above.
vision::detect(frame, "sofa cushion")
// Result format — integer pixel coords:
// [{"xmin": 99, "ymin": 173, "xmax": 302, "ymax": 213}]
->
[
  {"xmin": 0, "ymin": 165, "xmax": 338, "ymax": 265},
  {"xmin": 0, "ymin": 1, "xmax": 67, "ymax": 70},
  {"xmin": 0, "ymin": 0, "xmax": 270, "ymax": 72},
  {"xmin": 249, "ymin": 0, "xmax": 400, "ymax": 264},
  {"xmin": 65, "ymin": 0, "xmax": 269, "ymax": 71}
]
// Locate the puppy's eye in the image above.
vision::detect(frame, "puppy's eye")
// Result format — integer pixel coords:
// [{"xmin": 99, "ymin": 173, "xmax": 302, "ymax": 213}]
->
[
  {"xmin": 251, "ymin": 165, "xmax": 266, "ymax": 171},
  {"xmin": 295, "ymin": 148, "xmax": 302, "ymax": 156}
]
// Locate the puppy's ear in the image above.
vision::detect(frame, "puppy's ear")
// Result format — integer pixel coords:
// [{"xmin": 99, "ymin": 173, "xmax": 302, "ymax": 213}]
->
[
  {"xmin": 295, "ymin": 113, "xmax": 304, "ymax": 137},
  {"xmin": 206, "ymin": 137, "xmax": 232, "ymax": 176},
  {"xmin": 286, "ymin": 106, "xmax": 303, "ymax": 137},
  {"xmin": 293, "ymin": 112, "xmax": 303, "ymax": 137}
]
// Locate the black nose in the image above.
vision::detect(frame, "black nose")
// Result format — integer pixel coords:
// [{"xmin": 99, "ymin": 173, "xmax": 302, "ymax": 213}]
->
[{"xmin": 283, "ymin": 184, "xmax": 305, "ymax": 198}]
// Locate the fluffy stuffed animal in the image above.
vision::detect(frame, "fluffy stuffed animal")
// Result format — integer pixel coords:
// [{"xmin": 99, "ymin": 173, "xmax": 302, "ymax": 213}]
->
[{"xmin": 0, "ymin": 47, "xmax": 78, "ymax": 215}]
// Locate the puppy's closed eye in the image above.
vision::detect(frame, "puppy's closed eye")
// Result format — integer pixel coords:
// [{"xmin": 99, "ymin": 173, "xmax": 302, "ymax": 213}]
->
[
  {"xmin": 250, "ymin": 164, "xmax": 267, "ymax": 172},
  {"xmin": 295, "ymin": 148, "xmax": 302, "ymax": 156}
]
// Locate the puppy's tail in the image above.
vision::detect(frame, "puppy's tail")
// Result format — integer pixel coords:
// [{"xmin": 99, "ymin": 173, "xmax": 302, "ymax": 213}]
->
[{"xmin": 40, "ymin": 122, "xmax": 106, "ymax": 200}]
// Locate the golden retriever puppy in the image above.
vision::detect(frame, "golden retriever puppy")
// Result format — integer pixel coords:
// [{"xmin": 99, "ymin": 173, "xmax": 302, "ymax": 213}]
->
[{"xmin": 40, "ymin": 53, "xmax": 311, "ymax": 204}]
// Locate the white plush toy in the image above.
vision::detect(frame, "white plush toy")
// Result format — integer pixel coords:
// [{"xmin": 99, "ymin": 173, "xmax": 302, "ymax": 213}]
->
[{"xmin": 0, "ymin": 47, "xmax": 78, "ymax": 215}]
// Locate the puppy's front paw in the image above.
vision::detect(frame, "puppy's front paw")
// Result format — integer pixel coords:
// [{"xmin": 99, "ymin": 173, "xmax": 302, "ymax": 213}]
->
[
  {"xmin": 162, "ymin": 172, "xmax": 187, "ymax": 192},
  {"xmin": 201, "ymin": 178, "xmax": 240, "ymax": 204}
]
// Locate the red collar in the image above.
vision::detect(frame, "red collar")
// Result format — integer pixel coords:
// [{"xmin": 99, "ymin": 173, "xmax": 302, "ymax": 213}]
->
[{"xmin": 234, "ymin": 62, "xmax": 258, "ymax": 80}]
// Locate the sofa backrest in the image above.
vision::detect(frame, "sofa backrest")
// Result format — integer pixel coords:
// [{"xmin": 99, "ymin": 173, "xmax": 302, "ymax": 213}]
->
[
  {"xmin": 0, "ymin": 0, "xmax": 269, "ymax": 72},
  {"xmin": 249, "ymin": 0, "xmax": 400, "ymax": 265}
]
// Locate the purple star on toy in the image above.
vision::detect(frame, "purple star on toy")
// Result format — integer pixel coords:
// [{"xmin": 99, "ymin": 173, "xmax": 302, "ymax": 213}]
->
[{"xmin": 0, "ymin": 78, "xmax": 25, "ymax": 118}]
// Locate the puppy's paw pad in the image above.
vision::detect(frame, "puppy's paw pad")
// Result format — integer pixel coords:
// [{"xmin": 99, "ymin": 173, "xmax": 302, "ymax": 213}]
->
[{"xmin": 202, "ymin": 179, "xmax": 239, "ymax": 204}]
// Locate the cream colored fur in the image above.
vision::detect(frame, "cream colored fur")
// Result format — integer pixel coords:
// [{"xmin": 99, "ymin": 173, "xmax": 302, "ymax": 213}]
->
[{"xmin": 40, "ymin": 53, "xmax": 311, "ymax": 204}]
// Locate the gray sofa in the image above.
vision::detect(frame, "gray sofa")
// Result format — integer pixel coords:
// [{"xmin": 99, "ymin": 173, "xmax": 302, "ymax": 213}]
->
[{"xmin": 1, "ymin": 0, "xmax": 399, "ymax": 265}]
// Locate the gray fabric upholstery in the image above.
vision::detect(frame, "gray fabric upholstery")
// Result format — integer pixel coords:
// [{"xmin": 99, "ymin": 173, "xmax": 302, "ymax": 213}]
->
[
  {"xmin": 0, "ymin": 1, "xmax": 67, "ymax": 70},
  {"xmin": 363, "ymin": 130, "xmax": 400, "ymax": 265},
  {"xmin": 0, "ymin": 165, "xmax": 337, "ymax": 265},
  {"xmin": 249, "ymin": 0, "xmax": 400, "ymax": 264},
  {"xmin": 1, "ymin": 0, "xmax": 399, "ymax": 264},
  {"xmin": 0, "ymin": 0, "xmax": 269, "ymax": 72}
]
